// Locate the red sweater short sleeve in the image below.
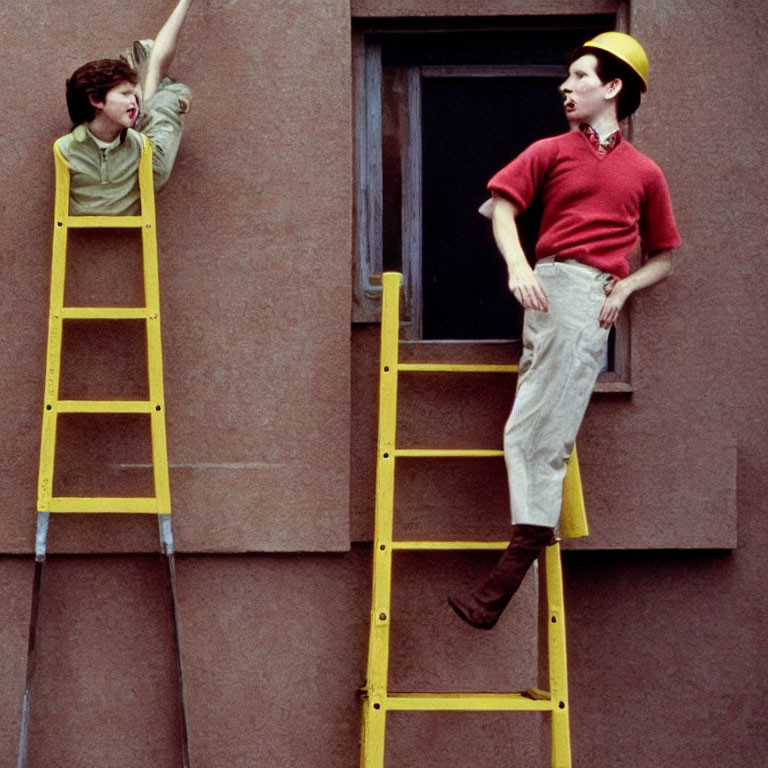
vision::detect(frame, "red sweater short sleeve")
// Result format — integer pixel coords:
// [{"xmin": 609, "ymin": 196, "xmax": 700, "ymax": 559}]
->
[
  {"xmin": 486, "ymin": 132, "xmax": 681, "ymax": 278},
  {"xmin": 487, "ymin": 137, "xmax": 556, "ymax": 213},
  {"xmin": 639, "ymin": 168, "xmax": 682, "ymax": 254}
]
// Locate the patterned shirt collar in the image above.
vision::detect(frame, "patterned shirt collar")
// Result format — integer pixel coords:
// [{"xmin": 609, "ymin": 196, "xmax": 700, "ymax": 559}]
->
[{"xmin": 579, "ymin": 123, "xmax": 622, "ymax": 154}]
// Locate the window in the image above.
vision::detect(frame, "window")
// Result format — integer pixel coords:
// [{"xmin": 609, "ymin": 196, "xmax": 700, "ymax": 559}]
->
[{"xmin": 353, "ymin": 15, "xmax": 632, "ymax": 387}]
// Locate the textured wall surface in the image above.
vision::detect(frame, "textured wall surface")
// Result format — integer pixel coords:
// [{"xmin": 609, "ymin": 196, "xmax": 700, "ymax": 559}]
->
[
  {"xmin": 0, "ymin": 550, "xmax": 544, "ymax": 768},
  {"xmin": 0, "ymin": 0, "xmax": 765, "ymax": 766},
  {"xmin": 0, "ymin": 0, "xmax": 352, "ymax": 554},
  {"xmin": 352, "ymin": 0, "xmax": 619, "ymax": 16}
]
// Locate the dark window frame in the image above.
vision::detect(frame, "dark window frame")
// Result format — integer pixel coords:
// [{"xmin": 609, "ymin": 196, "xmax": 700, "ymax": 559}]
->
[{"xmin": 352, "ymin": 12, "xmax": 633, "ymax": 390}]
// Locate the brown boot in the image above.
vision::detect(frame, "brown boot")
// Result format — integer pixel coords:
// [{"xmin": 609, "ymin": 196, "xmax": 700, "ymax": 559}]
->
[{"xmin": 448, "ymin": 524, "xmax": 555, "ymax": 630}]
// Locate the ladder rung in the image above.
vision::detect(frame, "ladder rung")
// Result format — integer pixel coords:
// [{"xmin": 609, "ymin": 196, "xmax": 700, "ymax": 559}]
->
[
  {"xmin": 398, "ymin": 363, "xmax": 518, "ymax": 373},
  {"xmin": 45, "ymin": 496, "xmax": 160, "ymax": 514},
  {"xmin": 391, "ymin": 541, "xmax": 508, "ymax": 551},
  {"xmin": 523, "ymin": 688, "xmax": 552, "ymax": 701},
  {"xmin": 394, "ymin": 449, "xmax": 504, "ymax": 458},
  {"xmin": 62, "ymin": 215, "xmax": 145, "ymax": 229},
  {"xmin": 60, "ymin": 307, "xmax": 152, "ymax": 320},
  {"xmin": 52, "ymin": 400, "xmax": 157, "ymax": 414},
  {"xmin": 383, "ymin": 692, "xmax": 554, "ymax": 712}
]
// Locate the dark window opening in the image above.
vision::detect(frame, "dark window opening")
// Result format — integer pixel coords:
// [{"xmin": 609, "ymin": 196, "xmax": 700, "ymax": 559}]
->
[
  {"xmin": 363, "ymin": 15, "xmax": 616, "ymax": 341},
  {"xmin": 421, "ymin": 76, "xmax": 563, "ymax": 340}
]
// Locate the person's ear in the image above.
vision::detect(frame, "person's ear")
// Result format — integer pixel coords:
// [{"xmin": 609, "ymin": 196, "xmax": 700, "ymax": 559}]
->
[
  {"xmin": 605, "ymin": 78, "xmax": 623, "ymax": 100},
  {"xmin": 88, "ymin": 94, "xmax": 105, "ymax": 111}
]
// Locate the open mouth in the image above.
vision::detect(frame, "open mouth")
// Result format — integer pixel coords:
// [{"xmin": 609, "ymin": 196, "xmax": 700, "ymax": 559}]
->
[{"xmin": 127, "ymin": 107, "xmax": 137, "ymax": 121}]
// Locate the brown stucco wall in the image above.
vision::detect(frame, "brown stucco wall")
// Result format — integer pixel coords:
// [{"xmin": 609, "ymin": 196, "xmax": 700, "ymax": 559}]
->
[
  {"xmin": 0, "ymin": 0, "xmax": 352, "ymax": 555},
  {"xmin": 0, "ymin": 0, "xmax": 766, "ymax": 765},
  {"xmin": 1, "ymin": 550, "xmax": 545, "ymax": 767},
  {"xmin": 351, "ymin": 0, "xmax": 619, "ymax": 15}
]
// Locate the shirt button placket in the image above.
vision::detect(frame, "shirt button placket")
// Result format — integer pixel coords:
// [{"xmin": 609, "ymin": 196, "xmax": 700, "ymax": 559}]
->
[{"xmin": 99, "ymin": 148, "xmax": 109, "ymax": 184}]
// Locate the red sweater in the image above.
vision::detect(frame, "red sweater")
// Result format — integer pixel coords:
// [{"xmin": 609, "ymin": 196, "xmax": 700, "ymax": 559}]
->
[{"xmin": 487, "ymin": 131, "xmax": 681, "ymax": 278}]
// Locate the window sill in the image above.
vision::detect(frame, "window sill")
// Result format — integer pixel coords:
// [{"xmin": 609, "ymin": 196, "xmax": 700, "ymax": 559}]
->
[{"xmin": 595, "ymin": 373, "xmax": 633, "ymax": 394}]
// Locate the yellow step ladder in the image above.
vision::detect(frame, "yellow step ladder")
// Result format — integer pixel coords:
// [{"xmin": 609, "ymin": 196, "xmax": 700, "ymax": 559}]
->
[
  {"xmin": 360, "ymin": 271, "xmax": 589, "ymax": 768},
  {"xmin": 38, "ymin": 135, "xmax": 170, "ymax": 516},
  {"xmin": 18, "ymin": 136, "xmax": 190, "ymax": 768}
]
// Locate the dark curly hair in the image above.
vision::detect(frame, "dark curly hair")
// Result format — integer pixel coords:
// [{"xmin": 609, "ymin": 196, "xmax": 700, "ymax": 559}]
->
[
  {"xmin": 570, "ymin": 46, "xmax": 643, "ymax": 121},
  {"xmin": 66, "ymin": 59, "xmax": 139, "ymax": 125}
]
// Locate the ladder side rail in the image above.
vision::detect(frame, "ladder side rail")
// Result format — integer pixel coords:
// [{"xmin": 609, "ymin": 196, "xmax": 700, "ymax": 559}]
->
[
  {"xmin": 38, "ymin": 142, "xmax": 73, "ymax": 511},
  {"xmin": 150, "ymin": 410, "xmax": 172, "ymax": 514},
  {"xmin": 561, "ymin": 445, "xmax": 589, "ymax": 538},
  {"xmin": 137, "ymin": 137, "xmax": 172, "ymax": 514},
  {"xmin": 139, "ymin": 136, "xmax": 187, "ymax": 760},
  {"xmin": 361, "ymin": 271, "xmax": 402, "ymax": 767},
  {"xmin": 545, "ymin": 542, "xmax": 572, "ymax": 768}
]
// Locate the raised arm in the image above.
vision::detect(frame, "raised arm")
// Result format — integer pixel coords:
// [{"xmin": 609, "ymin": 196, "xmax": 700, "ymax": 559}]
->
[
  {"xmin": 491, "ymin": 194, "xmax": 549, "ymax": 312},
  {"xmin": 142, "ymin": 0, "xmax": 194, "ymax": 103}
]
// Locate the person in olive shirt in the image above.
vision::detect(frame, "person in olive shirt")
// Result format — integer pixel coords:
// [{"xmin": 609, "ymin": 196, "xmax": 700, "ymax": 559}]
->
[{"xmin": 58, "ymin": 0, "xmax": 194, "ymax": 215}]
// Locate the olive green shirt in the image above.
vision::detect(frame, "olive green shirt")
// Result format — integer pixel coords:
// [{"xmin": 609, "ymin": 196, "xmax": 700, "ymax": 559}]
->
[{"xmin": 56, "ymin": 79, "xmax": 190, "ymax": 216}]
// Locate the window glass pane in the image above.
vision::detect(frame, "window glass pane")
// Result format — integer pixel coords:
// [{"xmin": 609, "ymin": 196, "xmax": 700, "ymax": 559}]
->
[
  {"xmin": 382, "ymin": 68, "xmax": 407, "ymax": 272},
  {"xmin": 421, "ymin": 75, "xmax": 567, "ymax": 340}
]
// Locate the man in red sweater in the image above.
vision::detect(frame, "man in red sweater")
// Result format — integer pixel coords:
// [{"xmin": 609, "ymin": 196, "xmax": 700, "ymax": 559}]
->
[{"xmin": 449, "ymin": 32, "xmax": 681, "ymax": 630}]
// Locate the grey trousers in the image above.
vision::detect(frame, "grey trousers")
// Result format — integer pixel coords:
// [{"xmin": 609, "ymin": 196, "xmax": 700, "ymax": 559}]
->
[{"xmin": 504, "ymin": 258, "xmax": 611, "ymax": 528}]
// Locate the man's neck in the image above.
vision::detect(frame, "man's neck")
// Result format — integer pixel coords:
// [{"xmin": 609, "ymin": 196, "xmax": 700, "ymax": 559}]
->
[
  {"xmin": 85, "ymin": 115, "xmax": 123, "ymax": 143},
  {"xmin": 571, "ymin": 114, "xmax": 621, "ymax": 143}
]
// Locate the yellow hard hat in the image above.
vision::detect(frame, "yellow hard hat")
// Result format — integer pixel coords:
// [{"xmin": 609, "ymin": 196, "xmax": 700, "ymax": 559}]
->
[{"xmin": 582, "ymin": 32, "xmax": 649, "ymax": 92}]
